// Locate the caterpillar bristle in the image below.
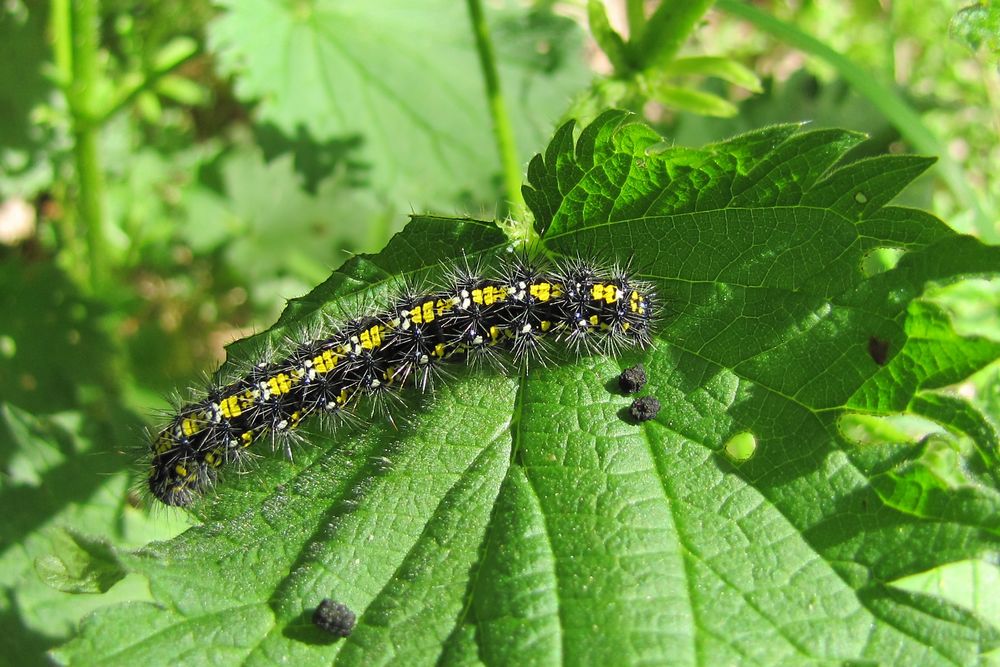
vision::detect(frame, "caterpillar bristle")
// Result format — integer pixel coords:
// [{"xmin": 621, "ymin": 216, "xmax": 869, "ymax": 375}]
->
[{"xmin": 145, "ymin": 251, "xmax": 656, "ymax": 507}]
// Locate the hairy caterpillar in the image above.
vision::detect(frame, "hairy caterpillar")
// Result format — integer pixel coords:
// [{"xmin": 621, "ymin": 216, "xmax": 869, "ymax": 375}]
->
[{"xmin": 147, "ymin": 253, "xmax": 655, "ymax": 506}]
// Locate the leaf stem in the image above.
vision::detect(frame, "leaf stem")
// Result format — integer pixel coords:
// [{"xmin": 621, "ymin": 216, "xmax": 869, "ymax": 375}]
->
[
  {"xmin": 717, "ymin": 0, "xmax": 995, "ymax": 240},
  {"xmin": 50, "ymin": 0, "xmax": 72, "ymax": 86},
  {"xmin": 637, "ymin": 0, "xmax": 714, "ymax": 68},
  {"xmin": 465, "ymin": 0, "xmax": 526, "ymax": 221},
  {"xmin": 100, "ymin": 40, "xmax": 199, "ymax": 123},
  {"xmin": 625, "ymin": 0, "xmax": 645, "ymax": 40},
  {"xmin": 57, "ymin": 0, "xmax": 108, "ymax": 289}
]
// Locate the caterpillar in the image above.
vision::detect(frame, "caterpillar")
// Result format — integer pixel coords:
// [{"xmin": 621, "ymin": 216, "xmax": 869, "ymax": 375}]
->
[{"xmin": 147, "ymin": 253, "xmax": 655, "ymax": 507}]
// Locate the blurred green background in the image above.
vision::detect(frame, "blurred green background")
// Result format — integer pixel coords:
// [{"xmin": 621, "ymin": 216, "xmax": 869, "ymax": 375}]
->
[{"xmin": 0, "ymin": 0, "xmax": 998, "ymax": 662}]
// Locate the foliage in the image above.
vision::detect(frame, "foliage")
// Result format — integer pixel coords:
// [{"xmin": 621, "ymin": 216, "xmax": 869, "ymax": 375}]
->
[
  {"xmin": 1, "ymin": 1, "xmax": 999, "ymax": 665},
  {"xmin": 580, "ymin": 0, "xmax": 762, "ymax": 119},
  {"xmin": 52, "ymin": 112, "xmax": 1000, "ymax": 665},
  {"xmin": 210, "ymin": 0, "xmax": 588, "ymax": 209},
  {"xmin": 950, "ymin": 2, "xmax": 1000, "ymax": 62}
]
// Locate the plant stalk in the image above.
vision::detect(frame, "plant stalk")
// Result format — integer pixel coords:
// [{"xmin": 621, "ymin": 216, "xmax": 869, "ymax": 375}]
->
[
  {"xmin": 625, "ymin": 0, "xmax": 645, "ymax": 41},
  {"xmin": 465, "ymin": 0, "xmax": 526, "ymax": 221},
  {"xmin": 50, "ymin": 0, "xmax": 72, "ymax": 85},
  {"xmin": 638, "ymin": 0, "xmax": 715, "ymax": 69},
  {"xmin": 60, "ymin": 0, "xmax": 108, "ymax": 289}
]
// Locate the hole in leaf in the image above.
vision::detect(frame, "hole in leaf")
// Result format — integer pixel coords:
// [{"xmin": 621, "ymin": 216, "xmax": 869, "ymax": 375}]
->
[
  {"xmin": 925, "ymin": 277, "xmax": 1000, "ymax": 340},
  {"xmin": 891, "ymin": 559, "xmax": 1000, "ymax": 628},
  {"xmin": 861, "ymin": 247, "xmax": 905, "ymax": 277},
  {"xmin": 869, "ymin": 433, "xmax": 990, "ymax": 524},
  {"xmin": 724, "ymin": 431, "xmax": 757, "ymax": 463},
  {"xmin": 839, "ymin": 413, "xmax": 945, "ymax": 447}
]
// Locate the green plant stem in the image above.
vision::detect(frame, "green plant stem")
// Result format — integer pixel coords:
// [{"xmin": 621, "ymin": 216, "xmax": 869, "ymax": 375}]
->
[
  {"xmin": 637, "ymin": 0, "xmax": 714, "ymax": 68},
  {"xmin": 73, "ymin": 127, "xmax": 105, "ymax": 289},
  {"xmin": 465, "ymin": 0, "xmax": 526, "ymax": 222},
  {"xmin": 58, "ymin": 0, "xmax": 107, "ymax": 289},
  {"xmin": 625, "ymin": 0, "xmax": 645, "ymax": 40},
  {"xmin": 49, "ymin": 0, "xmax": 81, "ymax": 272},
  {"xmin": 50, "ymin": 0, "xmax": 72, "ymax": 86},
  {"xmin": 717, "ymin": 0, "xmax": 995, "ymax": 240},
  {"xmin": 101, "ymin": 43, "xmax": 199, "ymax": 123}
]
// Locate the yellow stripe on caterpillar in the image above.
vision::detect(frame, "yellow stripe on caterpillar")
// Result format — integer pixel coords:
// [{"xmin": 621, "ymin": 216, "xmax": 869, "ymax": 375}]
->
[
  {"xmin": 359, "ymin": 325, "xmax": 384, "ymax": 351},
  {"xmin": 267, "ymin": 373, "xmax": 294, "ymax": 396},
  {"xmin": 181, "ymin": 416, "xmax": 202, "ymax": 437},
  {"xmin": 591, "ymin": 282, "xmax": 619, "ymax": 303},
  {"xmin": 313, "ymin": 349, "xmax": 341, "ymax": 374},
  {"xmin": 219, "ymin": 395, "xmax": 242, "ymax": 419},
  {"xmin": 153, "ymin": 431, "xmax": 175, "ymax": 454},
  {"xmin": 530, "ymin": 282, "xmax": 552, "ymax": 301},
  {"xmin": 630, "ymin": 290, "xmax": 645, "ymax": 314}
]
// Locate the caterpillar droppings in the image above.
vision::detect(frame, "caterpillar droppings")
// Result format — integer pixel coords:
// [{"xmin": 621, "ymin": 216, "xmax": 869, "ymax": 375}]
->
[{"xmin": 147, "ymin": 253, "xmax": 655, "ymax": 506}]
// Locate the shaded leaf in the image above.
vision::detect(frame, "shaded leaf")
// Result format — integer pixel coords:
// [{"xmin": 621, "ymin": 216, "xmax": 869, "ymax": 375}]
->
[
  {"xmin": 0, "ymin": 259, "xmax": 115, "ymax": 414},
  {"xmin": 0, "ymin": 6, "xmax": 61, "ymax": 198},
  {"xmin": 0, "ymin": 405, "xmax": 189, "ymax": 666},
  {"xmin": 208, "ymin": 0, "xmax": 588, "ymax": 208}
]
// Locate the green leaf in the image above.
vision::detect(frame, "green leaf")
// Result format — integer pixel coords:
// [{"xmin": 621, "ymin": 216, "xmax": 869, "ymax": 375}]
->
[
  {"xmin": 208, "ymin": 0, "xmax": 589, "ymax": 208},
  {"xmin": 177, "ymin": 141, "xmax": 386, "ymax": 303},
  {"xmin": 587, "ymin": 0, "xmax": 631, "ymax": 72},
  {"xmin": 634, "ymin": 0, "xmax": 714, "ymax": 68},
  {"xmin": 153, "ymin": 75, "xmax": 208, "ymax": 106},
  {"xmin": 910, "ymin": 391, "xmax": 1000, "ymax": 477},
  {"xmin": 868, "ymin": 431, "xmax": 1000, "ymax": 531},
  {"xmin": 0, "ymin": 405, "xmax": 190, "ymax": 666},
  {"xmin": 664, "ymin": 55, "xmax": 764, "ymax": 92},
  {"xmin": 150, "ymin": 36, "xmax": 199, "ymax": 72},
  {"xmin": 0, "ymin": 6, "xmax": 61, "ymax": 198},
  {"xmin": 894, "ymin": 559, "xmax": 1000, "ymax": 631},
  {"xmin": 58, "ymin": 112, "xmax": 1000, "ymax": 665},
  {"xmin": 849, "ymin": 301, "xmax": 1000, "ymax": 413},
  {"xmin": 950, "ymin": 3, "xmax": 1000, "ymax": 61},
  {"xmin": 640, "ymin": 79, "xmax": 739, "ymax": 117},
  {"xmin": 0, "ymin": 259, "xmax": 115, "ymax": 414},
  {"xmin": 716, "ymin": 0, "xmax": 996, "ymax": 241},
  {"xmin": 35, "ymin": 531, "xmax": 126, "ymax": 595}
]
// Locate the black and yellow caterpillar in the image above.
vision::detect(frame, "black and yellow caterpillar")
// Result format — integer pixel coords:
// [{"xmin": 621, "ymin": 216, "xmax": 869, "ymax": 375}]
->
[{"xmin": 148, "ymin": 255, "xmax": 655, "ymax": 506}]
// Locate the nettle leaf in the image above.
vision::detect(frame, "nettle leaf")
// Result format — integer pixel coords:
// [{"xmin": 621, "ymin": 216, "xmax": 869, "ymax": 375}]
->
[
  {"xmin": 0, "ymin": 405, "xmax": 190, "ymax": 663},
  {"xmin": 208, "ymin": 0, "xmax": 588, "ymax": 207},
  {"xmin": 0, "ymin": 8, "xmax": 60, "ymax": 198},
  {"xmin": 56, "ymin": 112, "xmax": 1000, "ymax": 665}
]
